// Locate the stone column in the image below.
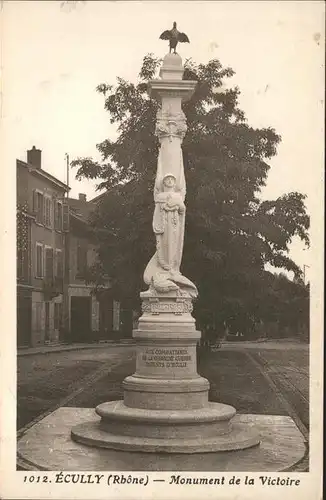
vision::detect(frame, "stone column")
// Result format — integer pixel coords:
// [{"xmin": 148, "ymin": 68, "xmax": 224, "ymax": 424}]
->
[
  {"xmin": 122, "ymin": 54, "xmax": 207, "ymax": 412},
  {"xmin": 71, "ymin": 54, "xmax": 260, "ymax": 454}
]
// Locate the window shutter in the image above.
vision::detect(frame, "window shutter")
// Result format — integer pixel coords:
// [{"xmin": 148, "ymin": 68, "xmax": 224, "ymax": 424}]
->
[
  {"xmin": 62, "ymin": 204, "xmax": 69, "ymax": 231},
  {"xmin": 58, "ymin": 203, "xmax": 63, "ymax": 230},
  {"xmin": 36, "ymin": 245, "xmax": 39, "ymax": 276},
  {"xmin": 51, "ymin": 248, "xmax": 54, "ymax": 278},
  {"xmin": 45, "ymin": 198, "xmax": 50, "ymax": 227},
  {"xmin": 48, "ymin": 198, "xmax": 52, "ymax": 227},
  {"xmin": 44, "ymin": 198, "xmax": 47, "ymax": 226},
  {"xmin": 32, "ymin": 190, "xmax": 38, "ymax": 214},
  {"xmin": 54, "ymin": 202, "xmax": 58, "ymax": 230},
  {"xmin": 36, "ymin": 244, "xmax": 43, "ymax": 277},
  {"xmin": 42, "ymin": 196, "xmax": 46, "ymax": 225},
  {"xmin": 45, "ymin": 248, "xmax": 54, "ymax": 279}
]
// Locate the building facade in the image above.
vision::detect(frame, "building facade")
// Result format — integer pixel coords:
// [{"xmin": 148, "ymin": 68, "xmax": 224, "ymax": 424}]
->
[
  {"xmin": 17, "ymin": 147, "xmax": 126, "ymax": 347},
  {"xmin": 17, "ymin": 147, "xmax": 69, "ymax": 346}
]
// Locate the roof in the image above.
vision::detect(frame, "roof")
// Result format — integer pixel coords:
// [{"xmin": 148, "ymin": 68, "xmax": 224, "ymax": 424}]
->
[
  {"xmin": 89, "ymin": 191, "xmax": 107, "ymax": 203},
  {"xmin": 89, "ymin": 179, "xmax": 139, "ymax": 204},
  {"xmin": 67, "ymin": 197, "xmax": 97, "ymax": 224},
  {"xmin": 68, "ymin": 197, "xmax": 116, "ymax": 238},
  {"xmin": 17, "ymin": 159, "xmax": 70, "ymax": 191}
]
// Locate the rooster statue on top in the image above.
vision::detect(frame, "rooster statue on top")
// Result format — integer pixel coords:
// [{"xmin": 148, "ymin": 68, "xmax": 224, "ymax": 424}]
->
[{"xmin": 159, "ymin": 22, "xmax": 190, "ymax": 54}]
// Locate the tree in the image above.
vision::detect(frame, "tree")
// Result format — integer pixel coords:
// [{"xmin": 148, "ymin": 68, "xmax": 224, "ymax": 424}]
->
[
  {"xmin": 256, "ymin": 272, "xmax": 309, "ymax": 340},
  {"xmin": 72, "ymin": 54, "xmax": 309, "ymax": 336}
]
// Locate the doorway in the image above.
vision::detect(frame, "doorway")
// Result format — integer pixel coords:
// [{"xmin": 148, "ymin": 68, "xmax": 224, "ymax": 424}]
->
[
  {"xmin": 70, "ymin": 296, "xmax": 92, "ymax": 343},
  {"xmin": 17, "ymin": 291, "xmax": 32, "ymax": 346}
]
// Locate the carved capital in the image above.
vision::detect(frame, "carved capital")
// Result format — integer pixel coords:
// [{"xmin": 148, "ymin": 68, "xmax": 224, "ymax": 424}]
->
[{"xmin": 155, "ymin": 109, "xmax": 187, "ymax": 141}]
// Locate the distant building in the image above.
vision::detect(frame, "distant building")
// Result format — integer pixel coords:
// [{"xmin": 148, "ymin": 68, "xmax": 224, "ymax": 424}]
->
[
  {"xmin": 17, "ymin": 147, "xmax": 69, "ymax": 346},
  {"xmin": 65, "ymin": 194, "xmax": 120, "ymax": 342}
]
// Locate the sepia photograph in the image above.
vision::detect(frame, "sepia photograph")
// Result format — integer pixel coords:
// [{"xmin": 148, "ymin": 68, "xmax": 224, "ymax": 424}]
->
[{"xmin": 1, "ymin": 1, "xmax": 324, "ymax": 499}]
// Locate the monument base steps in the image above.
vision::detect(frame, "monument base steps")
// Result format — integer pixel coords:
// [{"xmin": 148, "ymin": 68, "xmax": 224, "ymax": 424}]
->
[
  {"xmin": 17, "ymin": 407, "xmax": 308, "ymax": 472},
  {"xmin": 71, "ymin": 401, "xmax": 259, "ymax": 452}
]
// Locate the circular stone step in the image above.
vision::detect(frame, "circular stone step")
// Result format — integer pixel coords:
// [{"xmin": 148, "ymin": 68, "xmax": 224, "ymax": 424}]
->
[
  {"xmin": 71, "ymin": 419, "xmax": 260, "ymax": 453},
  {"xmin": 71, "ymin": 401, "xmax": 260, "ymax": 453},
  {"xmin": 95, "ymin": 400, "xmax": 236, "ymax": 423}
]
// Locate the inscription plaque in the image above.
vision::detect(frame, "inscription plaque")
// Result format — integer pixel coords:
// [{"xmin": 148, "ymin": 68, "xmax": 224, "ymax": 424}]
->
[{"xmin": 141, "ymin": 347, "xmax": 192, "ymax": 368}]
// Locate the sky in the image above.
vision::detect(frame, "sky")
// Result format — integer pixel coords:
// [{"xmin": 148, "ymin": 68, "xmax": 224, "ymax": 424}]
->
[{"xmin": 2, "ymin": 0, "xmax": 325, "ymax": 281}]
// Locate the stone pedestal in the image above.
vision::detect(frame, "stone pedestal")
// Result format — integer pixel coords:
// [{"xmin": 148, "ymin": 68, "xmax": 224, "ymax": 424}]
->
[{"xmin": 72, "ymin": 292, "xmax": 260, "ymax": 452}]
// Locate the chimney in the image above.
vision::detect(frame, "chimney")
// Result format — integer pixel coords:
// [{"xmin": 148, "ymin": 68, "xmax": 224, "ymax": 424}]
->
[
  {"xmin": 27, "ymin": 146, "xmax": 42, "ymax": 169},
  {"xmin": 78, "ymin": 193, "xmax": 87, "ymax": 202}
]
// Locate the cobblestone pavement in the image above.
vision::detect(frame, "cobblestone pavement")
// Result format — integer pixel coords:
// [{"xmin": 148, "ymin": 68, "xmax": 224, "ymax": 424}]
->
[
  {"xmin": 248, "ymin": 347, "xmax": 309, "ymax": 433},
  {"xmin": 256, "ymin": 348, "xmax": 308, "ymax": 399}
]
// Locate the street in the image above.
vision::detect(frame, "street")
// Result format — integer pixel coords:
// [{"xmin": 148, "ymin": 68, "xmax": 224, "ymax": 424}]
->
[
  {"xmin": 17, "ymin": 345, "xmax": 134, "ymax": 430},
  {"xmin": 17, "ymin": 342, "xmax": 309, "ymax": 439}
]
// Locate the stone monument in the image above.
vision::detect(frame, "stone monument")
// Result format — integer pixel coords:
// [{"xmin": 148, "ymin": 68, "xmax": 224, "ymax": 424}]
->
[{"xmin": 71, "ymin": 53, "xmax": 260, "ymax": 453}]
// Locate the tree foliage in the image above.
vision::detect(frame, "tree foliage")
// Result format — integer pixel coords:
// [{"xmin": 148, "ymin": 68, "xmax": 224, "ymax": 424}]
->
[{"xmin": 72, "ymin": 53, "xmax": 309, "ymax": 336}]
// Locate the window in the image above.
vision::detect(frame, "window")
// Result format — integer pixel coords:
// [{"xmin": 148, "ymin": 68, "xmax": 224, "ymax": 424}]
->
[
  {"xmin": 35, "ymin": 243, "xmax": 43, "ymax": 277},
  {"xmin": 54, "ymin": 201, "xmax": 63, "ymax": 231},
  {"xmin": 45, "ymin": 247, "xmax": 54, "ymax": 279},
  {"xmin": 44, "ymin": 196, "xmax": 52, "ymax": 227},
  {"xmin": 55, "ymin": 249, "xmax": 63, "ymax": 278},
  {"xmin": 33, "ymin": 191, "xmax": 44, "ymax": 224},
  {"xmin": 17, "ymin": 246, "xmax": 29, "ymax": 281},
  {"xmin": 76, "ymin": 244, "xmax": 87, "ymax": 278},
  {"xmin": 54, "ymin": 302, "xmax": 62, "ymax": 330}
]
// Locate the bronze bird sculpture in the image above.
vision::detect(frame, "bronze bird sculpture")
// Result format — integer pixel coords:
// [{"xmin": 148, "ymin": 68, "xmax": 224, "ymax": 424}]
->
[{"xmin": 159, "ymin": 22, "xmax": 190, "ymax": 54}]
